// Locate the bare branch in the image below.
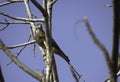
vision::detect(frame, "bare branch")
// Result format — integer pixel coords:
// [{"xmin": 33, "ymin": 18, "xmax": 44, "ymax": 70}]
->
[
  {"xmin": 0, "ymin": 0, "xmax": 24, "ymax": 7},
  {"xmin": 0, "ymin": 21, "xmax": 29, "ymax": 24},
  {"xmin": 69, "ymin": 64, "xmax": 79, "ymax": 82},
  {"xmin": 23, "ymin": 0, "xmax": 37, "ymax": 40},
  {"xmin": 31, "ymin": 0, "xmax": 48, "ymax": 17},
  {"xmin": 84, "ymin": 17, "xmax": 113, "ymax": 74},
  {"xmin": 0, "ymin": 39, "xmax": 43, "ymax": 81},
  {"xmin": 0, "ymin": 12, "xmax": 44, "ymax": 22},
  {"xmin": 7, "ymin": 35, "xmax": 32, "ymax": 66},
  {"xmin": 0, "ymin": 23, "xmax": 9, "ymax": 31},
  {"xmin": 7, "ymin": 40, "xmax": 35, "ymax": 49},
  {"xmin": 109, "ymin": 0, "xmax": 120, "ymax": 81},
  {"xmin": 104, "ymin": 0, "xmax": 120, "ymax": 81},
  {"xmin": 18, "ymin": 36, "xmax": 31, "ymax": 56},
  {"xmin": 49, "ymin": 0, "xmax": 57, "ymax": 6}
]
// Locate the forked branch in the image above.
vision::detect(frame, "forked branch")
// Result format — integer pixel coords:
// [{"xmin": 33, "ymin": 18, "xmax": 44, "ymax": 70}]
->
[{"xmin": 0, "ymin": 40, "xmax": 43, "ymax": 81}]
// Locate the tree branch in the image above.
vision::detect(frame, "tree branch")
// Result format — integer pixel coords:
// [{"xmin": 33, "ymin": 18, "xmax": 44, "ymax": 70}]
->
[
  {"xmin": 0, "ymin": 23, "xmax": 9, "ymax": 31},
  {"xmin": 0, "ymin": 39, "xmax": 43, "ymax": 81},
  {"xmin": 23, "ymin": 0, "xmax": 37, "ymax": 40},
  {"xmin": 0, "ymin": 0, "xmax": 24, "ymax": 7},
  {"xmin": 31, "ymin": 0, "xmax": 48, "ymax": 17},
  {"xmin": 31, "ymin": 0, "xmax": 59, "ymax": 82},
  {"xmin": 0, "ymin": 12, "xmax": 44, "ymax": 22},
  {"xmin": 84, "ymin": 17, "xmax": 113, "ymax": 76},
  {"xmin": 110, "ymin": 0, "xmax": 120, "ymax": 81},
  {"xmin": 46, "ymin": 0, "xmax": 58, "ymax": 82},
  {"xmin": 6, "ymin": 40, "xmax": 35, "ymax": 49},
  {"xmin": 0, "ymin": 21, "xmax": 29, "ymax": 24}
]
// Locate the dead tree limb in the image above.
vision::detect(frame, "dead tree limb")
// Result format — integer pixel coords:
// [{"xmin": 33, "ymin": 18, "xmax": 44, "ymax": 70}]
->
[{"xmin": 0, "ymin": 39, "xmax": 43, "ymax": 81}]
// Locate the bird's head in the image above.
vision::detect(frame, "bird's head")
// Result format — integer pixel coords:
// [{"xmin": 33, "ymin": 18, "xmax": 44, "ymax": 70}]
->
[{"xmin": 35, "ymin": 24, "xmax": 42, "ymax": 30}]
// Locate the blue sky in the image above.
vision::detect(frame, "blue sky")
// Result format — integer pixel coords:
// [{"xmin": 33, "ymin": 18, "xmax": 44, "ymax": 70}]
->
[{"xmin": 0, "ymin": 0, "xmax": 119, "ymax": 82}]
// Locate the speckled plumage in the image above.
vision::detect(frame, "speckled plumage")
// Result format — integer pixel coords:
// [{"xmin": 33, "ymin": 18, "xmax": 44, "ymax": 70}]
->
[{"xmin": 35, "ymin": 24, "xmax": 70, "ymax": 63}]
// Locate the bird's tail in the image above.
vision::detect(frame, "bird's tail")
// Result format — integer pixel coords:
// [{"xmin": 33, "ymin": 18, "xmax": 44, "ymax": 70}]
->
[
  {"xmin": 58, "ymin": 52, "xmax": 83, "ymax": 81},
  {"xmin": 68, "ymin": 62, "xmax": 82, "ymax": 82}
]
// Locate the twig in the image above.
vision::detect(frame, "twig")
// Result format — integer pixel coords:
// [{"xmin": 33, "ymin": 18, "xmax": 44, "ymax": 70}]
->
[
  {"xmin": 0, "ymin": 21, "xmax": 29, "ymax": 24},
  {"xmin": 0, "ymin": 12, "xmax": 44, "ymax": 22},
  {"xmin": 7, "ymin": 35, "xmax": 32, "ymax": 66},
  {"xmin": 17, "ymin": 35, "xmax": 31, "ymax": 56},
  {"xmin": 0, "ymin": 23, "xmax": 9, "ymax": 31},
  {"xmin": 0, "ymin": 18, "xmax": 10, "ymax": 31},
  {"xmin": 31, "ymin": 0, "xmax": 48, "ymax": 17},
  {"xmin": 69, "ymin": 64, "xmax": 79, "ymax": 82},
  {"xmin": 49, "ymin": 0, "xmax": 57, "ymax": 6},
  {"xmin": 0, "ymin": 39, "xmax": 43, "ymax": 81},
  {"xmin": 23, "ymin": 0, "xmax": 37, "ymax": 40},
  {"xmin": 6, "ymin": 40, "xmax": 35, "ymax": 49},
  {"xmin": 69, "ymin": 63, "xmax": 85, "ymax": 82},
  {"xmin": 0, "ymin": 0, "xmax": 24, "ymax": 7}
]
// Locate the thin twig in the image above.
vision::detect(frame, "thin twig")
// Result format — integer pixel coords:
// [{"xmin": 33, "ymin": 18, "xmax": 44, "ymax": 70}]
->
[
  {"xmin": 6, "ymin": 40, "xmax": 35, "ymax": 49},
  {"xmin": 0, "ymin": 12, "xmax": 44, "ymax": 22},
  {"xmin": 7, "ymin": 35, "xmax": 32, "ymax": 66},
  {"xmin": 0, "ymin": 0, "xmax": 24, "ymax": 7},
  {"xmin": 23, "ymin": 0, "xmax": 37, "ymax": 40},
  {"xmin": 0, "ymin": 21, "xmax": 29, "ymax": 24},
  {"xmin": 17, "ymin": 35, "xmax": 31, "ymax": 56},
  {"xmin": 49, "ymin": 0, "xmax": 57, "ymax": 6},
  {"xmin": 0, "ymin": 23, "xmax": 9, "ymax": 31}
]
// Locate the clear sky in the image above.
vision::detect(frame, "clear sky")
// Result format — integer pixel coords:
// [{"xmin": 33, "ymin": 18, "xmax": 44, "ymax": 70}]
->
[{"xmin": 0, "ymin": 0, "xmax": 119, "ymax": 82}]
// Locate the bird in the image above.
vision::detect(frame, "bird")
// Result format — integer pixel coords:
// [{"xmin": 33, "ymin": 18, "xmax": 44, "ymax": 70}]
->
[
  {"xmin": 34, "ymin": 24, "xmax": 70, "ymax": 63},
  {"xmin": 34, "ymin": 24, "xmax": 81, "ymax": 80}
]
